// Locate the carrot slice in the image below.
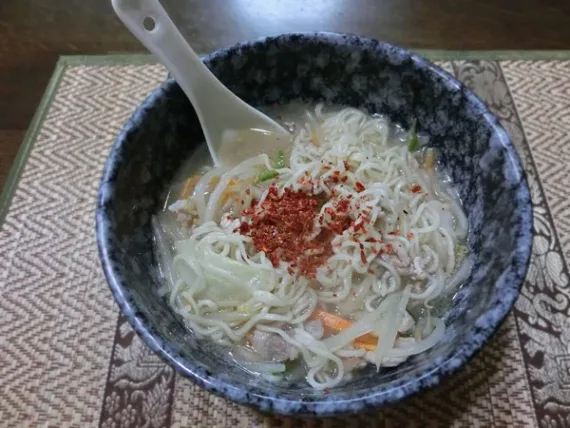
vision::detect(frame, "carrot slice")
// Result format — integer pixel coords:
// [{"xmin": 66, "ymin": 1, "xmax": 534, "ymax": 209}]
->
[
  {"xmin": 353, "ymin": 341, "xmax": 376, "ymax": 351},
  {"xmin": 221, "ymin": 178, "xmax": 241, "ymax": 202},
  {"xmin": 210, "ymin": 177, "xmax": 221, "ymax": 188},
  {"xmin": 227, "ymin": 178, "xmax": 240, "ymax": 187},
  {"xmin": 179, "ymin": 175, "xmax": 201, "ymax": 199},
  {"xmin": 179, "ymin": 175, "xmax": 236, "ymax": 201},
  {"xmin": 311, "ymin": 309, "xmax": 379, "ymax": 349}
]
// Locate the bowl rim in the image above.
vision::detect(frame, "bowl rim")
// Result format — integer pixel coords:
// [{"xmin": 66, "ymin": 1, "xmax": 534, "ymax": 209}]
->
[{"xmin": 96, "ymin": 31, "xmax": 533, "ymax": 416}]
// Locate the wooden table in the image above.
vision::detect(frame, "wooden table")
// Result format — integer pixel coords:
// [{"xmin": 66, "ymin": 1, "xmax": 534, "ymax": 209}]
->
[{"xmin": 1, "ymin": 0, "xmax": 569, "ymax": 191}]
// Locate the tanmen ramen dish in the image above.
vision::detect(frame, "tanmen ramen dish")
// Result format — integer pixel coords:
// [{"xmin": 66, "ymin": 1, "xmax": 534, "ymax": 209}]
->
[
  {"xmin": 154, "ymin": 105, "xmax": 471, "ymax": 390},
  {"xmin": 96, "ymin": 33, "xmax": 532, "ymax": 415}
]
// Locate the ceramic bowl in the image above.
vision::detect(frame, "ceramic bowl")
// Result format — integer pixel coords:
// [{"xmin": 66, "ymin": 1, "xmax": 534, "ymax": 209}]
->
[{"xmin": 96, "ymin": 33, "xmax": 532, "ymax": 416}]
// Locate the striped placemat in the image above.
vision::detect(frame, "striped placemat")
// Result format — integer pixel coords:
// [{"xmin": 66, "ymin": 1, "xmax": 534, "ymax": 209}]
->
[{"xmin": 1, "ymin": 54, "xmax": 569, "ymax": 428}]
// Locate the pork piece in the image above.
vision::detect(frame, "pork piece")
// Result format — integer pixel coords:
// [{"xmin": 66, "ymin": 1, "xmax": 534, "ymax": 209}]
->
[
  {"xmin": 304, "ymin": 319, "xmax": 324, "ymax": 340},
  {"xmin": 391, "ymin": 243, "xmax": 411, "ymax": 268},
  {"xmin": 251, "ymin": 330, "xmax": 299, "ymax": 362}
]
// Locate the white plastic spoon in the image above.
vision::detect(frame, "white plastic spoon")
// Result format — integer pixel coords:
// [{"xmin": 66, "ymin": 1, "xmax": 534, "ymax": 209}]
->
[{"xmin": 112, "ymin": 0, "xmax": 289, "ymax": 166}]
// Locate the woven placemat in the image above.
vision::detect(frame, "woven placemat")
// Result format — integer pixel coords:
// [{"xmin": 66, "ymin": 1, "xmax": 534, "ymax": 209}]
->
[{"xmin": 1, "ymin": 54, "xmax": 569, "ymax": 428}]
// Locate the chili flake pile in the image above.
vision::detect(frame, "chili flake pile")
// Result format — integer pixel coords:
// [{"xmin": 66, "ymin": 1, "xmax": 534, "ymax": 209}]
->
[{"xmin": 238, "ymin": 185, "xmax": 345, "ymax": 278}]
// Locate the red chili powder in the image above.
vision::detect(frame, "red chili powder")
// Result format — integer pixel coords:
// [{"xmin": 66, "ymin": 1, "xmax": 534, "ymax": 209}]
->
[
  {"xmin": 410, "ymin": 184, "xmax": 423, "ymax": 194},
  {"xmin": 239, "ymin": 187, "xmax": 347, "ymax": 278},
  {"xmin": 355, "ymin": 182, "xmax": 365, "ymax": 193}
]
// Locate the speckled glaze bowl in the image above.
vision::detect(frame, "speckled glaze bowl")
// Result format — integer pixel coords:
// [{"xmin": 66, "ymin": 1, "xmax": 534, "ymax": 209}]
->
[{"xmin": 96, "ymin": 33, "xmax": 532, "ymax": 416}]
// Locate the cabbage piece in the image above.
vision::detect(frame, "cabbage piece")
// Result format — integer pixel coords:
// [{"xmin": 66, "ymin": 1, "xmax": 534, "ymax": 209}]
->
[
  {"xmin": 173, "ymin": 239, "xmax": 275, "ymax": 301},
  {"xmin": 373, "ymin": 285, "xmax": 411, "ymax": 370},
  {"xmin": 444, "ymin": 254, "xmax": 472, "ymax": 293},
  {"xmin": 152, "ymin": 215, "xmax": 176, "ymax": 295},
  {"xmin": 238, "ymin": 362, "xmax": 286, "ymax": 374},
  {"xmin": 385, "ymin": 317, "xmax": 445, "ymax": 358},
  {"xmin": 322, "ymin": 293, "xmax": 400, "ymax": 352}
]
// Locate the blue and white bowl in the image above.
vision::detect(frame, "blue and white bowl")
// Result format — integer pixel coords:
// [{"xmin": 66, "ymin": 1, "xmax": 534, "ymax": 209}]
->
[{"xmin": 96, "ymin": 33, "xmax": 532, "ymax": 416}]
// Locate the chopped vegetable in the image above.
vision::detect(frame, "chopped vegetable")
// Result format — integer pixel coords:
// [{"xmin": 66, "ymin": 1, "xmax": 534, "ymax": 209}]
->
[
  {"xmin": 353, "ymin": 342, "xmax": 376, "ymax": 351},
  {"xmin": 173, "ymin": 239, "xmax": 275, "ymax": 301},
  {"xmin": 312, "ymin": 310, "xmax": 354, "ymax": 333},
  {"xmin": 311, "ymin": 309, "xmax": 378, "ymax": 350},
  {"xmin": 257, "ymin": 169, "xmax": 279, "ymax": 182},
  {"xmin": 407, "ymin": 119, "xmax": 419, "ymax": 152},
  {"xmin": 408, "ymin": 134, "xmax": 419, "ymax": 152},
  {"xmin": 306, "ymin": 110, "xmax": 323, "ymax": 146},
  {"xmin": 456, "ymin": 244, "xmax": 468, "ymax": 262},
  {"xmin": 179, "ymin": 175, "xmax": 201, "ymax": 199},
  {"xmin": 424, "ymin": 148, "xmax": 436, "ymax": 169},
  {"xmin": 221, "ymin": 178, "xmax": 241, "ymax": 202},
  {"xmin": 210, "ymin": 176, "xmax": 221, "ymax": 188},
  {"xmin": 373, "ymin": 285, "xmax": 411, "ymax": 370},
  {"xmin": 237, "ymin": 303, "xmax": 259, "ymax": 315},
  {"xmin": 322, "ymin": 293, "xmax": 401, "ymax": 352},
  {"xmin": 385, "ymin": 318, "xmax": 445, "ymax": 359},
  {"xmin": 227, "ymin": 178, "xmax": 240, "ymax": 186},
  {"xmin": 275, "ymin": 150, "xmax": 286, "ymax": 168},
  {"xmin": 238, "ymin": 362, "xmax": 286, "ymax": 374}
]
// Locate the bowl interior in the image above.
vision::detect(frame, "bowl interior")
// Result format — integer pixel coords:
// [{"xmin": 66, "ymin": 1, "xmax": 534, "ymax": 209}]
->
[{"xmin": 97, "ymin": 33, "xmax": 532, "ymax": 415}]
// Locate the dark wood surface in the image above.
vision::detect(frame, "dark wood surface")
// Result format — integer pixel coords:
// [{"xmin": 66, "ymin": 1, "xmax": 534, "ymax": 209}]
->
[{"xmin": 1, "ymin": 0, "xmax": 570, "ymax": 192}]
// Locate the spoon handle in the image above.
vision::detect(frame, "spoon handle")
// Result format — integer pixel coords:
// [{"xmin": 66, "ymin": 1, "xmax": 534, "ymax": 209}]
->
[{"xmin": 111, "ymin": 0, "xmax": 219, "ymax": 107}]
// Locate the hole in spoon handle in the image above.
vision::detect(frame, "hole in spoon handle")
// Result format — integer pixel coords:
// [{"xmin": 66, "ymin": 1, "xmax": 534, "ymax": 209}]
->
[
  {"xmin": 112, "ymin": 0, "xmax": 169, "ymax": 39},
  {"xmin": 143, "ymin": 16, "xmax": 156, "ymax": 32}
]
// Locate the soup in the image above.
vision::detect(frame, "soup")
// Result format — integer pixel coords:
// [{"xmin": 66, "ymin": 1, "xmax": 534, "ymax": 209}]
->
[{"xmin": 152, "ymin": 105, "xmax": 471, "ymax": 390}]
